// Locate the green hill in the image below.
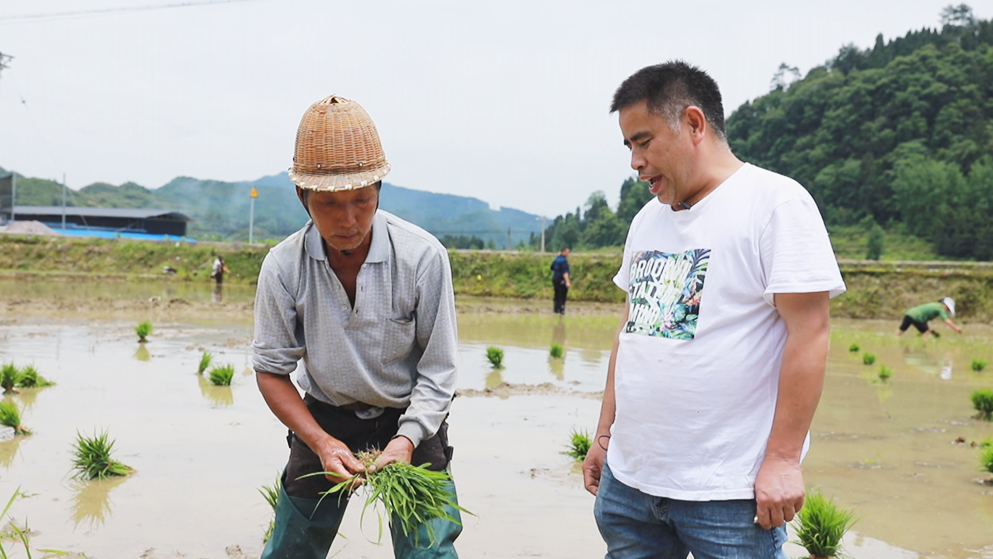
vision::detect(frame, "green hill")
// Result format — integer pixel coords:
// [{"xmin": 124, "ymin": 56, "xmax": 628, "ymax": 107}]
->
[
  {"xmin": 727, "ymin": 5, "xmax": 993, "ymax": 259},
  {"xmin": 0, "ymin": 170, "xmax": 544, "ymax": 246}
]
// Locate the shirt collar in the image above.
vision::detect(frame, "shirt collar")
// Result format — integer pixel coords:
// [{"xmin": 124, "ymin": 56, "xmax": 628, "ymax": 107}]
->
[{"xmin": 303, "ymin": 210, "xmax": 389, "ymax": 263}]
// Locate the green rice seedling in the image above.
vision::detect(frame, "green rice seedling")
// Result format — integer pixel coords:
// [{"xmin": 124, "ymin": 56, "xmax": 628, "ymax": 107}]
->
[
  {"xmin": 0, "ymin": 363, "xmax": 19, "ymax": 394},
  {"xmin": 259, "ymin": 476, "xmax": 281, "ymax": 542},
  {"xmin": 972, "ymin": 359, "xmax": 988, "ymax": 372},
  {"xmin": 848, "ymin": 343, "xmax": 860, "ymax": 353},
  {"xmin": 307, "ymin": 449, "xmax": 471, "ymax": 547},
  {"xmin": 135, "ymin": 321, "xmax": 153, "ymax": 343},
  {"xmin": 197, "ymin": 351, "xmax": 213, "ymax": 374},
  {"xmin": 979, "ymin": 446, "xmax": 993, "ymax": 475},
  {"xmin": 208, "ymin": 364, "xmax": 235, "ymax": 386},
  {"xmin": 16, "ymin": 365, "xmax": 52, "ymax": 388},
  {"xmin": 564, "ymin": 429, "xmax": 591, "ymax": 461},
  {"xmin": 485, "ymin": 346, "xmax": 504, "ymax": 369},
  {"xmin": 862, "ymin": 352, "xmax": 876, "ymax": 366},
  {"xmin": 970, "ymin": 388, "xmax": 993, "ymax": 420},
  {"xmin": 549, "ymin": 343, "xmax": 564, "ymax": 359},
  {"xmin": 979, "ymin": 436, "xmax": 993, "ymax": 449},
  {"xmin": 0, "ymin": 400, "xmax": 30, "ymax": 435},
  {"xmin": 791, "ymin": 491, "xmax": 856, "ymax": 559},
  {"xmin": 70, "ymin": 430, "xmax": 132, "ymax": 480},
  {"xmin": 878, "ymin": 366, "xmax": 892, "ymax": 382}
]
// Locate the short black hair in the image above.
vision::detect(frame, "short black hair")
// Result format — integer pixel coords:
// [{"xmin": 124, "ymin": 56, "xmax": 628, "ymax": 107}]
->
[{"xmin": 610, "ymin": 61, "xmax": 726, "ymax": 140}]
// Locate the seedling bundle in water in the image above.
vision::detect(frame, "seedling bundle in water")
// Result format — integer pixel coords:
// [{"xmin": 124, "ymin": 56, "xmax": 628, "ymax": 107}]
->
[
  {"xmin": 485, "ymin": 346, "xmax": 504, "ymax": 369},
  {"xmin": 135, "ymin": 321, "xmax": 153, "ymax": 343},
  {"xmin": 305, "ymin": 449, "xmax": 469, "ymax": 547},
  {"xmin": 791, "ymin": 491, "xmax": 857, "ymax": 558},
  {"xmin": 862, "ymin": 352, "xmax": 876, "ymax": 365},
  {"xmin": 549, "ymin": 343, "xmax": 564, "ymax": 359},
  {"xmin": 71, "ymin": 430, "xmax": 133, "ymax": 480},
  {"xmin": 198, "ymin": 351, "xmax": 214, "ymax": 374},
  {"xmin": 209, "ymin": 364, "xmax": 235, "ymax": 386},
  {"xmin": 564, "ymin": 429, "xmax": 591, "ymax": 461},
  {"xmin": 0, "ymin": 401, "xmax": 30, "ymax": 435},
  {"xmin": 971, "ymin": 388, "xmax": 993, "ymax": 420}
]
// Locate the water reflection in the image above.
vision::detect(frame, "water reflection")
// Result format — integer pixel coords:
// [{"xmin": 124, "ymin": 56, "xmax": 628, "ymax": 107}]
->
[
  {"xmin": 134, "ymin": 345, "xmax": 150, "ymax": 362},
  {"xmin": 198, "ymin": 375, "xmax": 234, "ymax": 406},
  {"xmin": 69, "ymin": 475, "xmax": 129, "ymax": 528},
  {"xmin": 0, "ymin": 435, "xmax": 24, "ymax": 468}
]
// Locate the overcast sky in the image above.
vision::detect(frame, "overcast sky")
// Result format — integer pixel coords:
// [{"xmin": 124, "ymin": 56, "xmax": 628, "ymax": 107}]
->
[{"xmin": 1, "ymin": 0, "xmax": 986, "ymax": 217}]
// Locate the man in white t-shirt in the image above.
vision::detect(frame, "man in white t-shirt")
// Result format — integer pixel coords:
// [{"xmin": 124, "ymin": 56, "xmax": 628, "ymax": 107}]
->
[{"xmin": 582, "ymin": 61, "xmax": 846, "ymax": 558}]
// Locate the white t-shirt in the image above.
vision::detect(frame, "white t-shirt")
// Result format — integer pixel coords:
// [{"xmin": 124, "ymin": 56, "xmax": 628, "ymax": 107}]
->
[{"xmin": 608, "ymin": 163, "xmax": 846, "ymax": 501}]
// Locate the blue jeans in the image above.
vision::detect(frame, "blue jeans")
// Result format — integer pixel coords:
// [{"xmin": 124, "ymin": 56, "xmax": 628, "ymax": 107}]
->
[{"xmin": 593, "ymin": 464, "xmax": 787, "ymax": 559}]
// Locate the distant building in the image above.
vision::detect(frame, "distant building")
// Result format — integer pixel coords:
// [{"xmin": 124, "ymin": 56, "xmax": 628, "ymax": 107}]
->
[{"xmin": 0, "ymin": 206, "xmax": 193, "ymax": 239}]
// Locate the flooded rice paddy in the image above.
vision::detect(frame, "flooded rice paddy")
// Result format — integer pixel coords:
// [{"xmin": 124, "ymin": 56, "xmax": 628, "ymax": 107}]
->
[{"xmin": 0, "ymin": 279, "xmax": 992, "ymax": 558}]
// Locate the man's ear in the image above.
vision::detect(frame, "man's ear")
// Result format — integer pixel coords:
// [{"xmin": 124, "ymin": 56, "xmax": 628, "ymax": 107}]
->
[
  {"xmin": 684, "ymin": 106, "xmax": 708, "ymax": 144},
  {"xmin": 296, "ymin": 186, "xmax": 311, "ymax": 216}
]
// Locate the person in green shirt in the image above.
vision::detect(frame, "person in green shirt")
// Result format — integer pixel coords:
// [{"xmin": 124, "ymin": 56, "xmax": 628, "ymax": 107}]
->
[{"xmin": 896, "ymin": 297, "xmax": 963, "ymax": 337}]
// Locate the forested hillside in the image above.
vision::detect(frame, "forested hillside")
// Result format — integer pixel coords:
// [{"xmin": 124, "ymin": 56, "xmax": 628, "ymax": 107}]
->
[
  {"xmin": 728, "ymin": 5, "xmax": 993, "ymax": 259},
  {"xmin": 538, "ymin": 5, "xmax": 993, "ymax": 260}
]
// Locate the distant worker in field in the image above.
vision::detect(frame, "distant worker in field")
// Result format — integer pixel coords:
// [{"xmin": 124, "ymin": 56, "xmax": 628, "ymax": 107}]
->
[
  {"xmin": 551, "ymin": 247, "xmax": 572, "ymax": 315},
  {"xmin": 210, "ymin": 255, "xmax": 230, "ymax": 284},
  {"xmin": 897, "ymin": 297, "xmax": 962, "ymax": 337},
  {"xmin": 253, "ymin": 94, "xmax": 461, "ymax": 558}
]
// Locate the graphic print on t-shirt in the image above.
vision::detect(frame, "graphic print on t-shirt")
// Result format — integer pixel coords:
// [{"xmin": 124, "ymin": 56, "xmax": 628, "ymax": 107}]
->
[{"xmin": 625, "ymin": 249, "xmax": 710, "ymax": 340}]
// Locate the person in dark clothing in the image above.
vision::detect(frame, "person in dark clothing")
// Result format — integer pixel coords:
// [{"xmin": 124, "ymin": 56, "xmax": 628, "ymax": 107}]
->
[{"xmin": 551, "ymin": 247, "xmax": 572, "ymax": 314}]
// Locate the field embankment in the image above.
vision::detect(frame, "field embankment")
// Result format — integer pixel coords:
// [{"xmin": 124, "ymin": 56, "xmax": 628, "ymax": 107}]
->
[{"xmin": 1, "ymin": 235, "xmax": 992, "ymax": 323}]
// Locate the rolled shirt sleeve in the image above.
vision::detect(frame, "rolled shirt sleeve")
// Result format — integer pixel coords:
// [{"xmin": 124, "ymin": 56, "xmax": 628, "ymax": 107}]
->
[{"xmin": 252, "ymin": 252, "xmax": 306, "ymax": 376}]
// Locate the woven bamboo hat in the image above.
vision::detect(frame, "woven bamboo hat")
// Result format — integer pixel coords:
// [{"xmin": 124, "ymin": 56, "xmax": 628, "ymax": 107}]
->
[{"xmin": 288, "ymin": 95, "xmax": 391, "ymax": 191}]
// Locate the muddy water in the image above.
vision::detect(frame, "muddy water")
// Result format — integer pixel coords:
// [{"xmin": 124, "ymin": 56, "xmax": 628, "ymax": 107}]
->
[{"xmin": 0, "ymin": 281, "xmax": 991, "ymax": 558}]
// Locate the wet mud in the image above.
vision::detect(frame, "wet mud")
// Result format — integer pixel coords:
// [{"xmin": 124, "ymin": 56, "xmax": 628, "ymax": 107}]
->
[{"xmin": 0, "ymin": 281, "xmax": 991, "ymax": 557}]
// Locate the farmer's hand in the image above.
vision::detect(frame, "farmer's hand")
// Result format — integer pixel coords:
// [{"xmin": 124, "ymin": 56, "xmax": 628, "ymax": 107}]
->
[
  {"xmin": 582, "ymin": 437, "xmax": 607, "ymax": 496},
  {"xmin": 314, "ymin": 435, "xmax": 364, "ymax": 483},
  {"xmin": 754, "ymin": 456, "xmax": 805, "ymax": 530},
  {"xmin": 370, "ymin": 435, "xmax": 414, "ymax": 473}
]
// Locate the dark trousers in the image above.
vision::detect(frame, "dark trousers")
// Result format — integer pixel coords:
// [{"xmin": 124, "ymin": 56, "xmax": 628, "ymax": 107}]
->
[{"xmin": 553, "ymin": 280, "xmax": 569, "ymax": 314}]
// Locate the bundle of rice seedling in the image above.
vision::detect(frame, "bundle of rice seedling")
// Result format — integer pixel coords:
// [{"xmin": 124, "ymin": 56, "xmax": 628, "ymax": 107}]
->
[
  {"xmin": 16, "ymin": 365, "xmax": 52, "ymax": 388},
  {"xmin": 308, "ymin": 450, "xmax": 469, "ymax": 547},
  {"xmin": 198, "ymin": 351, "xmax": 214, "ymax": 374},
  {"xmin": 564, "ymin": 429, "xmax": 591, "ymax": 461},
  {"xmin": 71, "ymin": 430, "xmax": 133, "ymax": 480},
  {"xmin": 209, "ymin": 364, "xmax": 235, "ymax": 386},
  {"xmin": 0, "ymin": 363, "xmax": 19, "ymax": 394},
  {"xmin": 135, "ymin": 321, "xmax": 153, "ymax": 343},
  {"xmin": 549, "ymin": 343, "xmax": 564, "ymax": 359},
  {"xmin": 485, "ymin": 346, "xmax": 504, "ymax": 369},
  {"xmin": 791, "ymin": 491, "xmax": 857, "ymax": 558},
  {"xmin": 0, "ymin": 401, "xmax": 30, "ymax": 435}
]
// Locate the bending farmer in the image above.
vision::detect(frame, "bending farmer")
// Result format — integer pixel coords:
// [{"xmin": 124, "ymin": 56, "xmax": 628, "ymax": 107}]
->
[
  {"xmin": 897, "ymin": 297, "xmax": 962, "ymax": 337},
  {"xmin": 253, "ymin": 95, "xmax": 461, "ymax": 558}
]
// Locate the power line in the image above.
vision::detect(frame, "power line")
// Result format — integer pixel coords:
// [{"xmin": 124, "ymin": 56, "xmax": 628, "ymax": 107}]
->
[{"xmin": 0, "ymin": 0, "xmax": 265, "ymax": 24}]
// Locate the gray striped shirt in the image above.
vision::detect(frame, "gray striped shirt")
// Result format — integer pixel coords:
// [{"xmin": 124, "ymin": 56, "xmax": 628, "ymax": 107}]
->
[{"xmin": 252, "ymin": 210, "xmax": 458, "ymax": 447}]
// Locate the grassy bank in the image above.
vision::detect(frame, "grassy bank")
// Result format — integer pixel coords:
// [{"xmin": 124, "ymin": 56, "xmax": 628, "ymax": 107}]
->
[{"xmin": 2, "ymin": 234, "xmax": 991, "ymax": 322}]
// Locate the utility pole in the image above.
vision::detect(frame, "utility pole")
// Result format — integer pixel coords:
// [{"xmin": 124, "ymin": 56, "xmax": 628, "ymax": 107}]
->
[
  {"xmin": 0, "ymin": 52, "xmax": 12, "ymax": 105},
  {"xmin": 539, "ymin": 216, "xmax": 546, "ymax": 253},
  {"xmin": 1, "ymin": 53, "xmax": 13, "ymax": 223},
  {"xmin": 61, "ymin": 174, "xmax": 67, "ymax": 231},
  {"xmin": 507, "ymin": 227, "xmax": 512, "ymax": 250},
  {"xmin": 249, "ymin": 186, "xmax": 258, "ymax": 244}
]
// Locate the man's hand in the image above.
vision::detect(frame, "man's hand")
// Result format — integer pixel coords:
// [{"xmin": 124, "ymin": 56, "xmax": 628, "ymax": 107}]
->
[
  {"xmin": 371, "ymin": 435, "xmax": 415, "ymax": 473},
  {"xmin": 754, "ymin": 456, "xmax": 805, "ymax": 529},
  {"xmin": 582, "ymin": 439, "xmax": 607, "ymax": 496},
  {"xmin": 314, "ymin": 435, "xmax": 365, "ymax": 482}
]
